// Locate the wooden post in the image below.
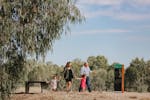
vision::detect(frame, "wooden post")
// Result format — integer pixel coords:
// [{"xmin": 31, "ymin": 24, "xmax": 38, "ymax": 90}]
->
[
  {"xmin": 25, "ymin": 81, "xmax": 29, "ymax": 93},
  {"xmin": 41, "ymin": 83, "xmax": 43, "ymax": 93},
  {"xmin": 122, "ymin": 65, "xmax": 125, "ymax": 93}
]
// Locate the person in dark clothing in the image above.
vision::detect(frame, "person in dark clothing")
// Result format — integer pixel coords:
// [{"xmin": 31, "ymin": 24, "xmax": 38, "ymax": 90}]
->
[{"xmin": 64, "ymin": 61, "xmax": 74, "ymax": 92}]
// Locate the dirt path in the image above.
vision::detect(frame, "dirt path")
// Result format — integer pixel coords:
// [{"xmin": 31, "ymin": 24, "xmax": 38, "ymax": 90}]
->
[{"xmin": 11, "ymin": 87, "xmax": 150, "ymax": 100}]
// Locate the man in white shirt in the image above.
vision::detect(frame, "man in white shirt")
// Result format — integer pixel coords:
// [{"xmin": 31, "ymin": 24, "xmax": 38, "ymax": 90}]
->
[{"xmin": 79, "ymin": 62, "xmax": 92, "ymax": 92}]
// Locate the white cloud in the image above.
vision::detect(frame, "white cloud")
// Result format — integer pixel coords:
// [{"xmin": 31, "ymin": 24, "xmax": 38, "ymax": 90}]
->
[
  {"xmin": 78, "ymin": 0, "xmax": 122, "ymax": 6},
  {"xmin": 115, "ymin": 12, "xmax": 150, "ymax": 20},
  {"xmin": 82, "ymin": 8, "xmax": 150, "ymax": 20},
  {"xmin": 72, "ymin": 29, "xmax": 131, "ymax": 35},
  {"xmin": 78, "ymin": 0, "xmax": 150, "ymax": 6},
  {"xmin": 77, "ymin": 0, "xmax": 150, "ymax": 21},
  {"xmin": 83, "ymin": 9, "xmax": 113, "ymax": 18}
]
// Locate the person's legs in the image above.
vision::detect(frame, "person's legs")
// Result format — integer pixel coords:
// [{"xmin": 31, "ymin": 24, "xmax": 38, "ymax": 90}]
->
[
  {"xmin": 79, "ymin": 84, "xmax": 82, "ymax": 92},
  {"xmin": 86, "ymin": 76, "xmax": 91, "ymax": 92},
  {"xmin": 82, "ymin": 87, "xmax": 86, "ymax": 92},
  {"xmin": 66, "ymin": 80, "xmax": 72, "ymax": 92},
  {"xmin": 66, "ymin": 81, "xmax": 69, "ymax": 91},
  {"xmin": 68, "ymin": 81, "xmax": 72, "ymax": 91}
]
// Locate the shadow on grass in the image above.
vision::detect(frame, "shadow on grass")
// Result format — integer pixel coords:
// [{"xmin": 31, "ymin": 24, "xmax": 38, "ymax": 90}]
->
[{"xmin": 129, "ymin": 96, "xmax": 137, "ymax": 99}]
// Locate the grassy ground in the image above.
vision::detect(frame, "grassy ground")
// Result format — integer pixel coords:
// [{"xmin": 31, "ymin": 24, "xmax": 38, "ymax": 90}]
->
[{"xmin": 11, "ymin": 87, "xmax": 150, "ymax": 100}]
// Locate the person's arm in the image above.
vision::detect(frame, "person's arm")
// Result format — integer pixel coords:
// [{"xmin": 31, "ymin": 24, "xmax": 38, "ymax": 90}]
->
[
  {"xmin": 75, "ymin": 77, "xmax": 82, "ymax": 80},
  {"xmin": 88, "ymin": 67, "xmax": 92, "ymax": 73},
  {"xmin": 46, "ymin": 80, "xmax": 50, "ymax": 84}
]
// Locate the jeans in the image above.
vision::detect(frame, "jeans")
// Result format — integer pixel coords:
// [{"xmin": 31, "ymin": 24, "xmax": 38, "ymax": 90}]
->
[{"xmin": 79, "ymin": 76, "xmax": 91, "ymax": 92}]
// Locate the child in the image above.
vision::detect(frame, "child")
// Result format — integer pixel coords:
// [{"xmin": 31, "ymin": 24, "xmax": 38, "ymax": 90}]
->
[
  {"xmin": 80, "ymin": 74, "xmax": 86, "ymax": 92},
  {"xmin": 50, "ymin": 75, "xmax": 57, "ymax": 91},
  {"xmin": 76, "ymin": 74, "xmax": 86, "ymax": 92}
]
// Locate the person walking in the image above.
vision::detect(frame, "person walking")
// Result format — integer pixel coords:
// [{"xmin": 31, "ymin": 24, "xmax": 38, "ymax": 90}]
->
[
  {"xmin": 50, "ymin": 75, "xmax": 58, "ymax": 91},
  {"xmin": 64, "ymin": 61, "xmax": 74, "ymax": 92},
  {"xmin": 79, "ymin": 62, "xmax": 92, "ymax": 92},
  {"xmin": 76, "ymin": 74, "xmax": 86, "ymax": 92}
]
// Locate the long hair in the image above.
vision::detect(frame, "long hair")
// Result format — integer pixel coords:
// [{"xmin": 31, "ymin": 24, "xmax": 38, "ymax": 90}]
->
[
  {"xmin": 65, "ymin": 61, "xmax": 71, "ymax": 68},
  {"xmin": 62, "ymin": 61, "xmax": 71, "ymax": 73}
]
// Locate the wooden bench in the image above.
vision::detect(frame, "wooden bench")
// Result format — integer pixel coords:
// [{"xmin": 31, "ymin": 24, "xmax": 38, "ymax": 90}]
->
[{"xmin": 25, "ymin": 81, "xmax": 47, "ymax": 93}]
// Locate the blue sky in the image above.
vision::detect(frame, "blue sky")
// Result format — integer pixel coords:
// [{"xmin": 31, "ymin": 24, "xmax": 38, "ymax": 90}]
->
[{"xmin": 45, "ymin": 0, "xmax": 150, "ymax": 67}]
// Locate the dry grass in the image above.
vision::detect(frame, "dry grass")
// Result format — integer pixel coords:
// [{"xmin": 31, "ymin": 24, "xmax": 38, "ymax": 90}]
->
[
  {"xmin": 11, "ymin": 87, "xmax": 150, "ymax": 100},
  {"xmin": 139, "ymin": 98, "xmax": 150, "ymax": 100}
]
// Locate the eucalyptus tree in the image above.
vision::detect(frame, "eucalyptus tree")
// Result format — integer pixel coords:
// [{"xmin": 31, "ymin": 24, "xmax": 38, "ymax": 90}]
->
[
  {"xmin": 0, "ymin": 0, "xmax": 84, "ymax": 99},
  {"xmin": 0, "ymin": 0, "xmax": 83, "ymax": 58}
]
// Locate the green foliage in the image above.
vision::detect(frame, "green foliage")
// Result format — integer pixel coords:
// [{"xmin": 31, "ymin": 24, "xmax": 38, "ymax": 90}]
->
[
  {"xmin": 125, "ymin": 66, "xmax": 139, "ymax": 91},
  {"xmin": 0, "ymin": 67, "xmax": 10, "ymax": 100},
  {"xmin": 0, "ymin": 0, "xmax": 84, "ymax": 58},
  {"xmin": 27, "ymin": 61, "xmax": 62, "ymax": 82},
  {"xmin": 125, "ymin": 58, "xmax": 149, "ymax": 92},
  {"xmin": 87, "ymin": 55, "xmax": 108, "ymax": 70},
  {"xmin": 71, "ymin": 58, "xmax": 84, "ymax": 77},
  {"xmin": 91, "ymin": 69, "xmax": 107, "ymax": 91},
  {"xmin": 87, "ymin": 56, "xmax": 97, "ymax": 70},
  {"xmin": 146, "ymin": 60, "xmax": 150, "ymax": 92},
  {"xmin": 0, "ymin": 47, "xmax": 26, "ymax": 99},
  {"xmin": 105, "ymin": 69, "xmax": 114, "ymax": 91},
  {"xmin": 71, "ymin": 59, "xmax": 84, "ymax": 90}
]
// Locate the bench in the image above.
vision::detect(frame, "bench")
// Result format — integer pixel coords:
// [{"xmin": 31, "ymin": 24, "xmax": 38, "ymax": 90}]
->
[{"xmin": 25, "ymin": 81, "xmax": 47, "ymax": 93}]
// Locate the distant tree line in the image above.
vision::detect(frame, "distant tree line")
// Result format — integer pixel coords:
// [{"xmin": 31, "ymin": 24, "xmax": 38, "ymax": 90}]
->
[{"xmin": 20, "ymin": 56, "xmax": 150, "ymax": 92}]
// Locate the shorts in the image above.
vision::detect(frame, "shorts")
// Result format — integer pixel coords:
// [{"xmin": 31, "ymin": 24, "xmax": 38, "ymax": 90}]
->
[{"xmin": 65, "ymin": 78, "xmax": 72, "ymax": 82}]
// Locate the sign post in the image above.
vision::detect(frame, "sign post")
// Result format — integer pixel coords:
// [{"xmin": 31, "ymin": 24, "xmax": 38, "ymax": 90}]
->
[{"xmin": 114, "ymin": 64, "xmax": 124, "ymax": 93}]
